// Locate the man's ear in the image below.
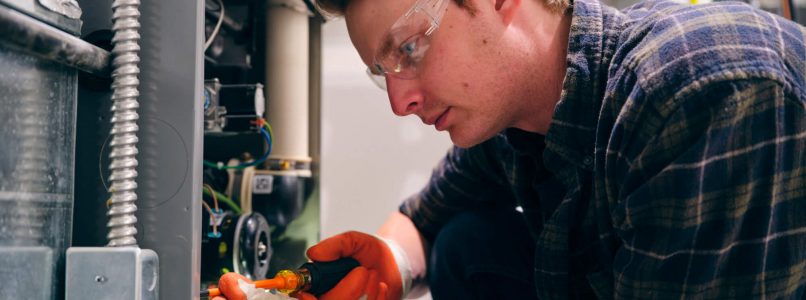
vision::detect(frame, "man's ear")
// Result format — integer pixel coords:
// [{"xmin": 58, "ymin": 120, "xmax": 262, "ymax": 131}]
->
[{"xmin": 494, "ymin": 0, "xmax": 521, "ymax": 24}]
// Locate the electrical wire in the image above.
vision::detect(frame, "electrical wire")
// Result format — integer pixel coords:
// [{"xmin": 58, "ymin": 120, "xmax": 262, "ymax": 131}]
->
[
  {"xmin": 787, "ymin": 0, "xmax": 797, "ymax": 22},
  {"xmin": 98, "ymin": 133, "xmax": 113, "ymax": 192},
  {"xmin": 203, "ymin": 88, "xmax": 211, "ymax": 111},
  {"xmin": 204, "ymin": 0, "xmax": 225, "ymax": 52},
  {"xmin": 203, "ymin": 125, "xmax": 273, "ymax": 170},
  {"xmin": 261, "ymin": 119, "xmax": 275, "ymax": 142},
  {"xmin": 201, "ymin": 200, "xmax": 219, "ymax": 237},
  {"xmin": 239, "ymin": 167, "xmax": 254, "ymax": 214},
  {"xmin": 202, "ymin": 185, "xmax": 242, "ymax": 214},
  {"xmin": 204, "ymin": 183, "xmax": 219, "ymax": 211}
]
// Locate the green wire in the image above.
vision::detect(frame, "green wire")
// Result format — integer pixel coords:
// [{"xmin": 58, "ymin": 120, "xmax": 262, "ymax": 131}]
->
[
  {"xmin": 203, "ymin": 160, "xmax": 249, "ymax": 170},
  {"xmin": 202, "ymin": 187, "xmax": 241, "ymax": 214},
  {"xmin": 262, "ymin": 122, "xmax": 274, "ymax": 142}
]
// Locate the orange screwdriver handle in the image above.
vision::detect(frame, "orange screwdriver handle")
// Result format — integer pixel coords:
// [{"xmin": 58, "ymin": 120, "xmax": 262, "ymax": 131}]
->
[{"xmin": 254, "ymin": 277, "xmax": 287, "ymax": 290}]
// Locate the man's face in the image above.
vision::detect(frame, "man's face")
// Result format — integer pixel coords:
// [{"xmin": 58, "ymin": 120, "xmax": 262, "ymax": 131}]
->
[{"xmin": 345, "ymin": 0, "xmax": 529, "ymax": 148}]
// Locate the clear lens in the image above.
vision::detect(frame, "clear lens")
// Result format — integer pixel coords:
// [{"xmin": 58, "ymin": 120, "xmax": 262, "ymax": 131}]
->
[
  {"xmin": 366, "ymin": 0, "xmax": 448, "ymax": 90},
  {"xmin": 366, "ymin": 68, "xmax": 387, "ymax": 90}
]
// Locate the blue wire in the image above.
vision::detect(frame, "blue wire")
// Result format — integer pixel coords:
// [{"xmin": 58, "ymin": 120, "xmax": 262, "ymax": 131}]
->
[
  {"xmin": 203, "ymin": 89, "xmax": 211, "ymax": 110},
  {"xmin": 202, "ymin": 127, "xmax": 272, "ymax": 169},
  {"xmin": 250, "ymin": 126, "xmax": 273, "ymax": 166}
]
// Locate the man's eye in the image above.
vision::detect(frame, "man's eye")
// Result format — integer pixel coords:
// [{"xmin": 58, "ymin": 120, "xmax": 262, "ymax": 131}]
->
[
  {"xmin": 400, "ymin": 40, "xmax": 418, "ymax": 56},
  {"xmin": 372, "ymin": 63, "xmax": 384, "ymax": 75}
]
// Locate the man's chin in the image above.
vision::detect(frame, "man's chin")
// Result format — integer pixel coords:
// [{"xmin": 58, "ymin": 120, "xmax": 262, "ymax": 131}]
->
[{"xmin": 448, "ymin": 130, "xmax": 486, "ymax": 149}]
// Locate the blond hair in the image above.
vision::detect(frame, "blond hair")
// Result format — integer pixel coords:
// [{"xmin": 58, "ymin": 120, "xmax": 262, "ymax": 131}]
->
[{"xmin": 315, "ymin": 0, "xmax": 568, "ymax": 17}]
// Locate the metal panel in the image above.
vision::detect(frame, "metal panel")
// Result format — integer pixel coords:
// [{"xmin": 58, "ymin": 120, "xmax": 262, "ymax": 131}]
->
[
  {"xmin": 0, "ymin": 247, "xmax": 53, "ymax": 299},
  {"xmin": 73, "ymin": 0, "xmax": 203, "ymax": 298},
  {"xmin": 135, "ymin": 0, "xmax": 204, "ymax": 298},
  {"xmin": 0, "ymin": 24, "xmax": 78, "ymax": 297}
]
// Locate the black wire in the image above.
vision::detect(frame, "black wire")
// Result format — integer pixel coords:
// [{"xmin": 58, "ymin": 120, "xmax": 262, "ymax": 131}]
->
[
  {"xmin": 301, "ymin": 0, "xmax": 325, "ymax": 22},
  {"xmin": 788, "ymin": 0, "xmax": 798, "ymax": 22}
]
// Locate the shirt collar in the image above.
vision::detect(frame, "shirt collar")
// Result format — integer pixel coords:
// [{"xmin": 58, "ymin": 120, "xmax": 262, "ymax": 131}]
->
[
  {"xmin": 502, "ymin": 128, "xmax": 546, "ymax": 156},
  {"xmin": 543, "ymin": 0, "xmax": 625, "ymax": 173}
]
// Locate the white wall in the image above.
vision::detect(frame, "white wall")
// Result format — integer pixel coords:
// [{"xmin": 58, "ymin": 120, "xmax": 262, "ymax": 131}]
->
[{"xmin": 320, "ymin": 19, "xmax": 453, "ymax": 238}]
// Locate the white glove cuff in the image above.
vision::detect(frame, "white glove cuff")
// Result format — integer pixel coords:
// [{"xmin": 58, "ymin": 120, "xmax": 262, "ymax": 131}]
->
[
  {"xmin": 374, "ymin": 235, "xmax": 414, "ymax": 298},
  {"xmin": 237, "ymin": 279, "xmax": 295, "ymax": 300}
]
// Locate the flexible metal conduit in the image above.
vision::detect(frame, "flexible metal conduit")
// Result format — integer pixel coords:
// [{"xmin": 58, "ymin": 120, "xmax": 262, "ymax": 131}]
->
[
  {"xmin": 0, "ymin": 4, "xmax": 111, "ymax": 77},
  {"xmin": 107, "ymin": 0, "xmax": 143, "ymax": 247}
]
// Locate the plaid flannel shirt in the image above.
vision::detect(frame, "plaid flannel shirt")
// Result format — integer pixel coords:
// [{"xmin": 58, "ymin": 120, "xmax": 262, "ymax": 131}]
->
[{"xmin": 400, "ymin": 0, "xmax": 806, "ymax": 298}]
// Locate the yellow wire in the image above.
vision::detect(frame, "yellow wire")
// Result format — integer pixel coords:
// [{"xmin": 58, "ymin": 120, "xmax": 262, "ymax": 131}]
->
[{"xmin": 263, "ymin": 121, "xmax": 274, "ymax": 147}]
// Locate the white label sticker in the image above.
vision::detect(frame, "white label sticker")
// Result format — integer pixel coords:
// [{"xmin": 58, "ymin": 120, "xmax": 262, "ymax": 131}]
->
[{"xmin": 253, "ymin": 175, "xmax": 274, "ymax": 194}]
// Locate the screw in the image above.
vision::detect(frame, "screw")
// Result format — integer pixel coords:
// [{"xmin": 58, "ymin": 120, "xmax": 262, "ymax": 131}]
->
[
  {"xmin": 95, "ymin": 275, "xmax": 107, "ymax": 284},
  {"xmin": 258, "ymin": 241, "xmax": 267, "ymax": 256}
]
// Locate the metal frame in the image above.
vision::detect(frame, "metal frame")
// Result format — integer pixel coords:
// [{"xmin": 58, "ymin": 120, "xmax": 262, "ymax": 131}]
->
[{"xmin": 0, "ymin": 3, "xmax": 110, "ymax": 77}]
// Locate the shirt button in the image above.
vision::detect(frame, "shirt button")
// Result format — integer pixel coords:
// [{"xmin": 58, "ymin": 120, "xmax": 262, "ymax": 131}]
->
[{"xmin": 583, "ymin": 156, "xmax": 593, "ymax": 165}]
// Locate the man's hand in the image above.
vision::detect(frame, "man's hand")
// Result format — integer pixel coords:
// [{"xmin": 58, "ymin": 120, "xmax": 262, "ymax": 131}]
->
[
  {"xmin": 297, "ymin": 231, "xmax": 398, "ymax": 300},
  {"xmin": 214, "ymin": 231, "xmax": 396, "ymax": 300}
]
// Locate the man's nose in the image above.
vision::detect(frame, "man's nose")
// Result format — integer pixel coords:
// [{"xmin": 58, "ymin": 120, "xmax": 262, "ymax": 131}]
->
[{"xmin": 386, "ymin": 76, "xmax": 423, "ymax": 116}]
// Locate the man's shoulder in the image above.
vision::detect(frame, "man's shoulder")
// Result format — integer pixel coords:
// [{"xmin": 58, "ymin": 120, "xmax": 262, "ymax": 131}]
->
[{"xmin": 612, "ymin": 0, "xmax": 805, "ymax": 99}]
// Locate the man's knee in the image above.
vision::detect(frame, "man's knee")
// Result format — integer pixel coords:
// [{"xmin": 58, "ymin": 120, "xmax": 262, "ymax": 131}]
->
[
  {"xmin": 430, "ymin": 208, "xmax": 533, "ymax": 273},
  {"xmin": 431, "ymin": 211, "xmax": 494, "ymax": 261},
  {"xmin": 428, "ymin": 208, "xmax": 537, "ymax": 299}
]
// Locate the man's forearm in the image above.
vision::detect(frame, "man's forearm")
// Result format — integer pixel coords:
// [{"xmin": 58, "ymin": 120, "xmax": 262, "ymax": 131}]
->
[{"xmin": 376, "ymin": 211, "xmax": 429, "ymax": 294}]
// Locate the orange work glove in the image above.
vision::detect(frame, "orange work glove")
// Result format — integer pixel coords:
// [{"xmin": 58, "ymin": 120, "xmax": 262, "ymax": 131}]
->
[
  {"xmin": 213, "ymin": 266, "xmax": 388, "ymax": 300},
  {"xmin": 213, "ymin": 272, "xmax": 249, "ymax": 300},
  {"xmin": 213, "ymin": 272, "xmax": 311, "ymax": 300},
  {"xmin": 294, "ymin": 231, "xmax": 402, "ymax": 300}
]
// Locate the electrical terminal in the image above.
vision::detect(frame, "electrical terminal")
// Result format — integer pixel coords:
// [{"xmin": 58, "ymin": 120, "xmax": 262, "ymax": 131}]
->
[{"xmin": 207, "ymin": 208, "xmax": 226, "ymax": 238}]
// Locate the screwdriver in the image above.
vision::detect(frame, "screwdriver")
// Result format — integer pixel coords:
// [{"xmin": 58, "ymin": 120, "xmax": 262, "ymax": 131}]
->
[{"xmin": 201, "ymin": 257, "xmax": 360, "ymax": 298}]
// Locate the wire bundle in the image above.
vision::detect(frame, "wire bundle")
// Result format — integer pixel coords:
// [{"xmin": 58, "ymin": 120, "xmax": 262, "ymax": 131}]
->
[
  {"xmin": 203, "ymin": 119, "xmax": 274, "ymax": 170},
  {"xmin": 201, "ymin": 184, "xmax": 224, "ymax": 237}
]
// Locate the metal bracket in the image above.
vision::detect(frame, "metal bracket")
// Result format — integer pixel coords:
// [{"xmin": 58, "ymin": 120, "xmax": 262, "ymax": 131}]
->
[
  {"xmin": 65, "ymin": 247, "xmax": 159, "ymax": 300},
  {"xmin": 37, "ymin": 0, "xmax": 81, "ymax": 19}
]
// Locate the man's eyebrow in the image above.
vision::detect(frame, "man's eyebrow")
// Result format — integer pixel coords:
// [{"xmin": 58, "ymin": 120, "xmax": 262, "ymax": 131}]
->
[{"xmin": 377, "ymin": 32, "xmax": 396, "ymax": 59}]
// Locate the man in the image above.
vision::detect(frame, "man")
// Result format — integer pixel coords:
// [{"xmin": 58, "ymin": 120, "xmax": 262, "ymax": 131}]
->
[{"xmin": 217, "ymin": 0, "xmax": 806, "ymax": 297}]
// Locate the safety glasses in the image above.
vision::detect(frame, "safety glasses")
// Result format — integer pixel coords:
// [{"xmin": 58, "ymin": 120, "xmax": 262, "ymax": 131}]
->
[{"xmin": 366, "ymin": 0, "xmax": 449, "ymax": 90}]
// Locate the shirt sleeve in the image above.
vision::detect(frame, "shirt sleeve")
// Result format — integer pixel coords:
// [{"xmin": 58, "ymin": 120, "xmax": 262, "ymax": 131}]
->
[
  {"xmin": 399, "ymin": 137, "xmax": 516, "ymax": 244},
  {"xmin": 606, "ymin": 78, "xmax": 806, "ymax": 299}
]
